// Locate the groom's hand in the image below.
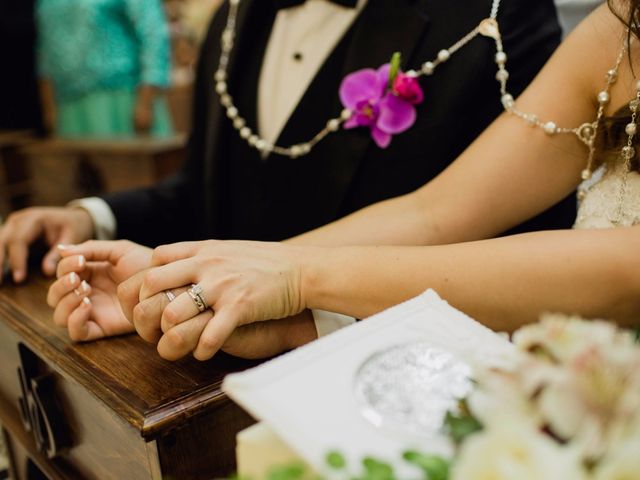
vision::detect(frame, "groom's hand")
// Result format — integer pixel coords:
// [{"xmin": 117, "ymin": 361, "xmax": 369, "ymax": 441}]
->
[
  {"xmin": 118, "ymin": 273, "xmax": 189, "ymax": 344},
  {"xmin": 0, "ymin": 207, "xmax": 94, "ymax": 283}
]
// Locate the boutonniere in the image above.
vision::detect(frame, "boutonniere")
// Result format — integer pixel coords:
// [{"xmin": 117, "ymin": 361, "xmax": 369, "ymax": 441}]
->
[{"xmin": 339, "ymin": 53, "xmax": 424, "ymax": 148}]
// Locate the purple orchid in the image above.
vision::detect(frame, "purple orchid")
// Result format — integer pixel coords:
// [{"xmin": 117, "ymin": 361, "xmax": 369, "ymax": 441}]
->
[{"xmin": 339, "ymin": 59, "xmax": 423, "ymax": 148}]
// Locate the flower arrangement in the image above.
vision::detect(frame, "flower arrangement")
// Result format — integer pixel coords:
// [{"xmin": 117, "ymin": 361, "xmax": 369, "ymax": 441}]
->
[
  {"xmin": 247, "ymin": 314, "xmax": 640, "ymax": 480},
  {"xmin": 339, "ymin": 53, "xmax": 424, "ymax": 148},
  {"xmin": 449, "ymin": 314, "xmax": 640, "ymax": 480}
]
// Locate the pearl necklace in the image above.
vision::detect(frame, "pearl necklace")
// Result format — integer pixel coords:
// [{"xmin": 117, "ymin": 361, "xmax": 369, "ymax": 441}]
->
[
  {"xmin": 215, "ymin": 0, "xmax": 513, "ymax": 158},
  {"xmin": 505, "ymin": 38, "xmax": 639, "ymax": 208},
  {"xmin": 505, "ymin": 43, "xmax": 628, "ymax": 182}
]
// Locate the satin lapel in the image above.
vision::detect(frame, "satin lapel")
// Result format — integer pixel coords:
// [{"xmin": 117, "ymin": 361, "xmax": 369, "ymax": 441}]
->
[
  {"xmin": 202, "ymin": 0, "xmax": 254, "ymax": 236},
  {"xmin": 342, "ymin": 0, "xmax": 430, "ymax": 75}
]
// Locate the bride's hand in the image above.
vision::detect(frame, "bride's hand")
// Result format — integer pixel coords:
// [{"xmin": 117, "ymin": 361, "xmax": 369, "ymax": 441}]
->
[
  {"xmin": 46, "ymin": 240, "xmax": 152, "ymax": 341},
  {"xmin": 120, "ymin": 240, "xmax": 312, "ymax": 359}
]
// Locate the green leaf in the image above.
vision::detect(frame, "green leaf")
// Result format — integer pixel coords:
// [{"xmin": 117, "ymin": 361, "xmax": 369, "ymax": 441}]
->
[
  {"xmin": 266, "ymin": 463, "xmax": 308, "ymax": 480},
  {"xmin": 403, "ymin": 451, "xmax": 450, "ymax": 480},
  {"xmin": 362, "ymin": 457, "xmax": 395, "ymax": 480},
  {"xmin": 326, "ymin": 451, "xmax": 347, "ymax": 469},
  {"xmin": 444, "ymin": 410, "xmax": 483, "ymax": 445},
  {"xmin": 388, "ymin": 52, "xmax": 402, "ymax": 88}
]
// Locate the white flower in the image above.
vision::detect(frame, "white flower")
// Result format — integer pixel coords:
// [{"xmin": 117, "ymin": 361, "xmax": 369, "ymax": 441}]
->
[
  {"xmin": 512, "ymin": 314, "xmax": 635, "ymax": 365},
  {"xmin": 466, "ymin": 365, "xmax": 541, "ymax": 428},
  {"xmin": 450, "ymin": 424, "xmax": 587, "ymax": 480},
  {"xmin": 592, "ymin": 436, "xmax": 640, "ymax": 480},
  {"xmin": 537, "ymin": 340, "xmax": 640, "ymax": 458}
]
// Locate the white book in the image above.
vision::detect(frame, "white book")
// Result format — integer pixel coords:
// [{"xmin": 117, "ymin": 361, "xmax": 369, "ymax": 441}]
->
[{"xmin": 223, "ymin": 290, "xmax": 515, "ymax": 477}]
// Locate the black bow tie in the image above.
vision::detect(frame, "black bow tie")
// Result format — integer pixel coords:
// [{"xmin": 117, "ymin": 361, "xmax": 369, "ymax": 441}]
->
[{"xmin": 275, "ymin": 0, "xmax": 358, "ymax": 10}]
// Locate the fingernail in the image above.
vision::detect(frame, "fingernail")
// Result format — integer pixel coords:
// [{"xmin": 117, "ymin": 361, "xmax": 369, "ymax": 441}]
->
[
  {"xmin": 13, "ymin": 271, "xmax": 24, "ymax": 283},
  {"xmin": 57, "ymin": 244, "xmax": 69, "ymax": 250},
  {"xmin": 78, "ymin": 256, "xmax": 85, "ymax": 267},
  {"xmin": 81, "ymin": 280, "xmax": 90, "ymax": 292},
  {"xmin": 82, "ymin": 297, "xmax": 91, "ymax": 306},
  {"xmin": 69, "ymin": 272, "xmax": 78, "ymax": 285}
]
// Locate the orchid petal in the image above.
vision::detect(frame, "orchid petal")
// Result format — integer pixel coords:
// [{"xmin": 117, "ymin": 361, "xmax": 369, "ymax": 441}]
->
[
  {"xmin": 371, "ymin": 126, "xmax": 392, "ymax": 148},
  {"xmin": 344, "ymin": 116, "xmax": 361, "ymax": 129},
  {"xmin": 376, "ymin": 63, "xmax": 392, "ymax": 96},
  {"xmin": 339, "ymin": 69, "xmax": 382, "ymax": 109},
  {"xmin": 377, "ymin": 94, "xmax": 416, "ymax": 134}
]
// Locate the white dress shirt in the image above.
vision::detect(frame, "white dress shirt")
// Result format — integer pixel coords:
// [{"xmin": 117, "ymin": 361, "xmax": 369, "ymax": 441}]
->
[{"xmin": 75, "ymin": 0, "xmax": 366, "ymax": 338}]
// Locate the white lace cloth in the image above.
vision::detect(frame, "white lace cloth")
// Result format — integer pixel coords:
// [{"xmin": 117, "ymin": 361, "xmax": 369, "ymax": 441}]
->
[{"xmin": 574, "ymin": 163, "xmax": 640, "ymax": 229}]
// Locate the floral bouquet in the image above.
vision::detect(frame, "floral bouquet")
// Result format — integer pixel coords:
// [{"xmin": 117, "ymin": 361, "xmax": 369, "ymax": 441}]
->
[
  {"xmin": 444, "ymin": 314, "xmax": 640, "ymax": 480},
  {"xmin": 260, "ymin": 315, "xmax": 640, "ymax": 480}
]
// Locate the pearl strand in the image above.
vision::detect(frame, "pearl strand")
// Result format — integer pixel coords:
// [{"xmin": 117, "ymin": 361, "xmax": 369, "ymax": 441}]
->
[
  {"xmin": 214, "ymin": 0, "xmax": 506, "ymax": 159},
  {"xmin": 611, "ymin": 83, "xmax": 640, "ymax": 224},
  {"xmin": 502, "ymin": 40, "xmax": 628, "ymax": 190}
]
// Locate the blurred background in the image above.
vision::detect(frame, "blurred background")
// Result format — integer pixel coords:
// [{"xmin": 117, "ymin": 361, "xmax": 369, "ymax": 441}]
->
[{"xmin": 0, "ymin": 0, "xmax": 223, "ymax": 218}]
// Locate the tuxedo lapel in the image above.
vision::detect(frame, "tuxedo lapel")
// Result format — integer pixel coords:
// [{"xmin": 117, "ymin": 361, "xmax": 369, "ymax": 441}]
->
[
  {"xmin": 202, "ymin": 0, "xmax": 262, "ymax": 234},
  {"xmin": 274, "ymin": 0, "xmax": 430, "ymax": 221},
  {"xmin": 342, "ymin": 0, "xmax": 430, "ymax": 75}
]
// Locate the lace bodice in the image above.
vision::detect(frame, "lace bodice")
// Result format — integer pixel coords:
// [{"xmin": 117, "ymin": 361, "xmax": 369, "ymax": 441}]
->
[{"xmin": 574, "ymin": 163, "xmax": 640, "ymax": 229}]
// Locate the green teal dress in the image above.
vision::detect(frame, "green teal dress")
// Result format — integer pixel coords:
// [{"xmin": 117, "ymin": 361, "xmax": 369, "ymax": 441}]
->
[{"xmin": 36, "ymin": 0, "xmax": 173, "ymax": 138}]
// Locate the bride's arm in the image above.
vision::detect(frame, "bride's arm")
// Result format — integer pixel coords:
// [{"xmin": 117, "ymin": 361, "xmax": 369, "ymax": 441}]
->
[
  {"xmin": 300, "ymin": 227, "xmax": 640, "ymax": 330},
  {"xmin": 289, "ymin": 4, "xmax": 628, "ymax": 247}
]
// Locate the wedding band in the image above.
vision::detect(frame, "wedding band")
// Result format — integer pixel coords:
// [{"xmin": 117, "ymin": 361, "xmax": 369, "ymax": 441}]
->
[
  {"xmin": 165, "ymin": 290, "xmax": 176, "ymax": 302},
  {"xmin": 187, "ymin": 283, "xmax": 208, "ymax": 312}
]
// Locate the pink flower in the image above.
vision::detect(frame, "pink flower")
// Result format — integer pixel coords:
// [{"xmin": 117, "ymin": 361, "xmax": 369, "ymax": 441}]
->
[
  {"xmin": 392, "ymin": 72, "xmax": 424, "ymax": 104},
  {"xmin": 339, "ymin": 63, "xmax": 423, "ymax": 148}
]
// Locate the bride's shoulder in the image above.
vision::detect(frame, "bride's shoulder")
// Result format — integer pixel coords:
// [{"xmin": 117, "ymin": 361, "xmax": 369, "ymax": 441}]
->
[{"xmin": 548, "ymin": 3, "xmax": 632, "ymax": 104}]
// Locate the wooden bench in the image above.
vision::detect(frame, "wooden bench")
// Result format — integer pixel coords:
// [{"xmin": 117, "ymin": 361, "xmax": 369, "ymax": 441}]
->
[
  {"xmin": 0, "ymin": 130, "xmax": 38, "ymax": 216},
  {"xmin": 17, "ymin": 134, "xmax": 187, "ymax": 206},
  {"xmin": 0, "ymin": 276, "xmax": 257, "ymax": 480}
]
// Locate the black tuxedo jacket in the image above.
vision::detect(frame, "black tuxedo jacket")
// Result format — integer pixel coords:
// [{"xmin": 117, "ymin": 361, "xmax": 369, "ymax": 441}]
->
[{"xmin": 105, "ymin": 0, "xmax": 572, "ymax": 246}]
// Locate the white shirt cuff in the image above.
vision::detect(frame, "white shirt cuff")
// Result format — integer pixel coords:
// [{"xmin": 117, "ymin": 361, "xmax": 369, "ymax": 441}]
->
[
  {"xmin": 312, "ymin": 309, "xmax": 356, "ymax": 338},
  {"xmin": 68, "ymin": 197, "xmax": 117, "ymax": 240}
]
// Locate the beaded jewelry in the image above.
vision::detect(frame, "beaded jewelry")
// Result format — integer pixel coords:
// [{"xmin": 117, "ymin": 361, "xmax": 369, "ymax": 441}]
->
[
  {"xmin": 215, "ymin": 0, "xmax": 640, "ymax": 214},
  {"xmin": 214, "ymin": 0, "xmax": 510, "ymax": 158},
  {"xmin": 505, "ymin": 43, "xmax": 629, "ymax": 190},
  {"xmin": 506, "ymin": 37, "xmax": 640, "ymax": 209}
]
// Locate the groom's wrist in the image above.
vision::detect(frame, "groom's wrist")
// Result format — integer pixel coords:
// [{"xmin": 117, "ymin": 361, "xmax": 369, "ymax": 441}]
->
[{"xmin": 284, "ymin": 310, "xmax": 317, "ymax": 350}]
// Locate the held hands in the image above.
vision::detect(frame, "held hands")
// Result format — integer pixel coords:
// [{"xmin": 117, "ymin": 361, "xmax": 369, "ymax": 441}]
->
[
  {"xmin": 45, "ymin": 238, "xmax": 318, "ymax": 360},
  {"xmin": 120, "ymin": 240, "xmax": 311, "ymax": 360},
  {"xmin": 46, "ymin": 240, "xmax": 152, "ymax": 341}
]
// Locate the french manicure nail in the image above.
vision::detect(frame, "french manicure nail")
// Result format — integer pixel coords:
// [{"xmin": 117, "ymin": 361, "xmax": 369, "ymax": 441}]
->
[
  {"xmin": 82, "ymin": 297, "xmax": 91, "ymax": 306},
  {"xmin": 57, "ymin": 244, "xmax": 69, "ymax": 250},
  {"xmin": 81, "ymin": 280, "xmax": 90, "ymax": 292},
  {"xmin": 69, "ymin": 272, "xmax": 78, "ymax": 285},
  {"xmin": 78, "ymin": 256, "xmax": 85, "ymax": 267}
]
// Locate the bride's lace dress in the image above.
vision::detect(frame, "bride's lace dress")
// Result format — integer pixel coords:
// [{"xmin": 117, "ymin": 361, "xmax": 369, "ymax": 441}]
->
[{"xmin": 574, "ymin": 162, "xmax": 640, "ymax": 229}]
